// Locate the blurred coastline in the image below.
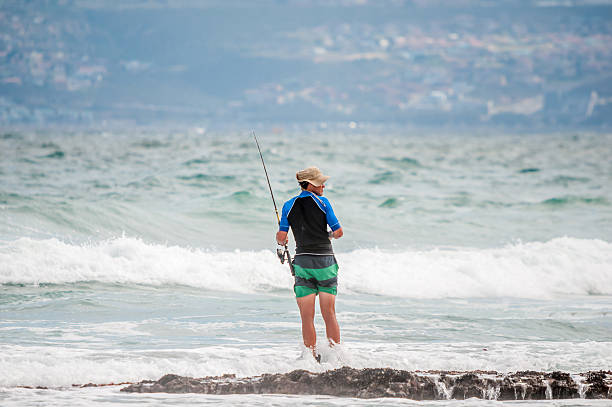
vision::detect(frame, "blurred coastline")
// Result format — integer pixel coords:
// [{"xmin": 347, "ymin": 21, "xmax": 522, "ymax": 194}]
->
[{"xmin": 1, "ymin": 0, "xmax": 611, "ymax": 128}]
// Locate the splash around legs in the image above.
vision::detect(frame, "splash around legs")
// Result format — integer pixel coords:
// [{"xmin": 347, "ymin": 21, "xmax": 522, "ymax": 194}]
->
[{"xmin": 296, "ymin": 292, "xmax": 341, "ymax": 360}]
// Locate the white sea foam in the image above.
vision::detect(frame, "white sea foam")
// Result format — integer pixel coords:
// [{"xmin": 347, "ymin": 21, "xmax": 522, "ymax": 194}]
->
[
  {"xmin": 1, "ymin": 341, "xmax": 611, "ymax": 388},
  {"xmin": 1, "ymin": 236, "xmax": 611, "ymax": 298}
]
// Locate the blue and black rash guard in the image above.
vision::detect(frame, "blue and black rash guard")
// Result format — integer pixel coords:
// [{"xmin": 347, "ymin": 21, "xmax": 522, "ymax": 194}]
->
[{"xmin": 279, "ymin": 190, "xmax": 341, "ymax": 255}]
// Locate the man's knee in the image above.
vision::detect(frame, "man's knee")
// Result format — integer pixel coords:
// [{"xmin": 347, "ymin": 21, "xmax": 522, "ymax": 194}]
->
[
  {"xmin": 319, "ymin": 293, "xmax": 336, "ymax": 315},
  {"xmin": 321, "ymin": 306, "xmax": 336, "ymax": 317}
]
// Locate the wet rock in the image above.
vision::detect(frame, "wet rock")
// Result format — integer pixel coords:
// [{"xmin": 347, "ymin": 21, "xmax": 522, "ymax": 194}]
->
[
  {"xmin": 121, "ymin": 368, "xmax": 612, "ymax": 400},
  {"xmin": 546, "ymin": 371, "xmax": 577, "ymax": 399},
  {"xmin": 450, "ymin": 373, "xmax": 482, "ymax": 399},
  {"xmin": 585, "ymin": 370, "xmax": 612, "ymax": 399}
]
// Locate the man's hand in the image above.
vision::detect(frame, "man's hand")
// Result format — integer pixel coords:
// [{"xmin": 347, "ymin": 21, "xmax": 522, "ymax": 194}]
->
[
  {"xmin": 276, "ymin": 230, "xmax": 288, "ymax": 245},
  {"xmin": 331, "ymin": 227, "xmax": 343, "ymax": 239}
]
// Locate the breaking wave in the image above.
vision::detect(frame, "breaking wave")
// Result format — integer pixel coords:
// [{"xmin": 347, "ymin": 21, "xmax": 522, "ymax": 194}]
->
[{"xmin": 1, "ymin": 237, "xmax": 611, "ymax": 299}]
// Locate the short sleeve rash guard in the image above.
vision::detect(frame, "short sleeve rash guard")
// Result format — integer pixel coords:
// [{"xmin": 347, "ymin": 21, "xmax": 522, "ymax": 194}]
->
[{"xmin": 279, "ymin": 191, "xmax": 341, "ymax": 254}]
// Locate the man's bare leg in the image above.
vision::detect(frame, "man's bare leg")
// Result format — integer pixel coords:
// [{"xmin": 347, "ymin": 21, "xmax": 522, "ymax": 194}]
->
[
  {"xmin": 319, "ymin": 292, "xmax": 340, "ymax": 345},
  {"xmin": 296, "ymin": 293, "xmax": 317, "ymax": 353}
]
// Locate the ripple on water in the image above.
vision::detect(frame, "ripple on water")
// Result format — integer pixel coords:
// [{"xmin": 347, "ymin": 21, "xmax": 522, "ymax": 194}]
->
[
  {"xmin": 40, "ymin": 142, "xmax": 61, "ymax": 149},
  {"xmin": 368, "ymin": 171, "xmax": 402, "ymax": 184},
  {"xmin": 131, "ymin": 140, "xmax": 167, "ymax": 149},
  {"xmin": 182, "ymin": 157, "xmax": 210, "ymax": 166},
  {"xmin": 125, "ymin": 176, "xmax": 163, "ymax": 189},
  {"xmin": 518, "ymin": 168, "xmax": 540, "ymax": 174},
  {"xmin": 381, "ymin": 157, "xmax": 423, "ymax": 168},
  {"xmin": 0, "ymin": 192, "xmax": 33, "ymax": 205},
  {"xmin": 0, "ymin": 132, "xmax": 22, "ymax": 140},
  {"xmin": 227, "ymin": 191, "xmax": 252, "ymax": 203},
  {"xmin": 549, "ymin": 175, "xmax": 591, "ymax": 186},
  {"xmin": 40, "ymin": 151, "xmax": 65, "ymax": 159},
  {"xmin": 379, "ymin": 197, "xmax": 401, "ymax": 208},
  {"xmin": 177, "ymin": 174, "xmax": 236, "ymax": 182},
  {"xmin": 541, "ymin": 196, "xmax": 609, "ymax": 207}
]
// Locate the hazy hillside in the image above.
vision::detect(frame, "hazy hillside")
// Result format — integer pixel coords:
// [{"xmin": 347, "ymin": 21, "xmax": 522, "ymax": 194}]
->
[{"xmin": 1, "ymin": 0, "xmax": 611, "ymax": 127}]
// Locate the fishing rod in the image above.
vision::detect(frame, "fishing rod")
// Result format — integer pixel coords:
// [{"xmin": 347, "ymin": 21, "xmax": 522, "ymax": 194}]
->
[{"xmin": 253, "ymin": 131, "xmax": 295, "ymax": 275}]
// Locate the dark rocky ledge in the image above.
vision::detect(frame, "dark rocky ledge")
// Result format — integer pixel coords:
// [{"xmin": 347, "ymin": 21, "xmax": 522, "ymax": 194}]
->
[{"xmin": 121, "ymin": 367, "xmax": 612, "ymax": 400}]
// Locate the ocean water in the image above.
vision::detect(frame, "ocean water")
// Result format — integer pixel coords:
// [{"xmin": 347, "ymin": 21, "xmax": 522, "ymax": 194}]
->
[{"xmin": 1, "ymin": 129, "xmax": 611, "ymax": 406}]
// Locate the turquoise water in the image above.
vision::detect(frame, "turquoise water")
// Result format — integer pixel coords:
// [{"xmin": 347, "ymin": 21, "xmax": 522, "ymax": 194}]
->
[
  {"xmin": 1, "ymin": 129, "xmax": 611, "ymax": 405},
  {"xmin": 2, "ymin": 130, "xmax": 611, "ymax": 249}
]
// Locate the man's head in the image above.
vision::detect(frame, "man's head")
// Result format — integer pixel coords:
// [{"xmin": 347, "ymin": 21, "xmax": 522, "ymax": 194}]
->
[{"xmin": 296, "ymin": 166, "xmax": 329, "ymax": 196}]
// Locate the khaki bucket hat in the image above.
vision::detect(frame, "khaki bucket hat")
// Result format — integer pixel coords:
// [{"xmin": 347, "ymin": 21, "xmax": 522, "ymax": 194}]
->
[{"xmin": 296, "ymin": 166, "xmax": 330, "ymax": 187}]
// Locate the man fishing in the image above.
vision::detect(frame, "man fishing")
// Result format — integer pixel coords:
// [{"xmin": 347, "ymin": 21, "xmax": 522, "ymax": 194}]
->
[{"xmin": 275, "ymin": 167, "xmax": 343, "ymax": 361}]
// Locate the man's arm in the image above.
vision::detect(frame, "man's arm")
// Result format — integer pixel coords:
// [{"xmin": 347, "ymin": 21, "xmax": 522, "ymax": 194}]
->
[
  {"xmin": 277, "ymin": 198, "xmax": 293, "ymax": 245},
  {"xmin": 322, "ymin": 196, "xmax": 342, "ymax": 238}
]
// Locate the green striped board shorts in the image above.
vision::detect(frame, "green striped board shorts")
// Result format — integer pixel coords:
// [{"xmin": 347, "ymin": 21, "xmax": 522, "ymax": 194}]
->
[{"xmin": 293, "ymin": 254, "xmax": 339, "ymax": 298}]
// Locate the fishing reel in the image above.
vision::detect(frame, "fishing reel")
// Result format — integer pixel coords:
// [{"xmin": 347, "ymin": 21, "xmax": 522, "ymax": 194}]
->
[{"xmin": 276, "ymin": 244, "xmax": 287, "ymax": 264}]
